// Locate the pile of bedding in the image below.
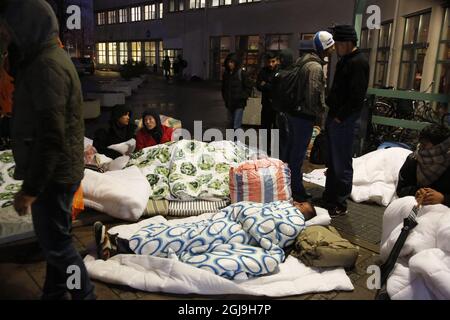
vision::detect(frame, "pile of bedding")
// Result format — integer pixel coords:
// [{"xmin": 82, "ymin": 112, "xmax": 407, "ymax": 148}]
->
[
  {"xmin": 303, "ymin": 147, "xmax": 412, "ymax": 206},
  {"xmin": 0, "ymin": 150, "xmax": 34, "ymax": 244},
  {"xmin": 84, "ymin": 203, "xmax": 354, "ymax": 297},
  {"xmin": 381, "ymin": 197, "xmax": 450, "ymax": 299}
]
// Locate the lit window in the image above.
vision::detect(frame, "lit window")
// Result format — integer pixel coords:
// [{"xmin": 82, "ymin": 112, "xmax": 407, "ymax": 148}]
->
[
  {"xmin": 97, "ymin": 43, "xmax": 106, "ymax": 64},
  {"xmin": 211, "ymin": 0, "xmax": 232, "ymax": 7},
  {"xmin": 119, "ymin": 8, "xmax": 128, "ymax": 23},
  {"xmin": 144, "ymin": 41, "xmax": 157, "ymax": 66},
  {"xmin": 131, "ymin": 42, "xmax": 142, "ymax": 62},
  {"xmin": 210, "ymin": 36, "xmax": 231, "ymax": 80},
  {"xmin": 107, "ymin": 11, "xmax": 116, "ymax": 24},
  {"xmin": 236, "ymin": 35, "xmax": 260, "ymax": 80},
  {"xmin": 265, "ymin": 34, "xmax": 290, "ymax": 51},
  {"xmin": 238, "ymin": 0, "xmax": 260, "ymax": 3},
  {"xmin": 159, "ymin": 3, "xmax": 164, "ymax": 18},
  {"xmin": 169, "ymin": 0, "xmax": 184, "ymax": 12},
  {"xmin": 97, "ymin": 12, "xmax": 106, "ymax": 25},
  {"xmin": 131, "ymin": 7, "xmax": 142, "ymax": 22},
  {"xmin": 189, "ymin": 0, "xmax": 205, "ymax": 9},
  {"xmin": 435, "ymin": 8, "xmax": 450, "ymax": 94},
  {"xmin": 108, "ymin": 42, "xmax": 117, "ymax": 65},
  {"xmin": 119, "ymin": 42, "xmax": 128, "ymax": 64},
  {"xmin": 144, "ymin": 4, "xmax": 157, "ymax": 20},
  {"xmin": 374, "ymin": 22, "xmax": 392, "ymax": 88}
]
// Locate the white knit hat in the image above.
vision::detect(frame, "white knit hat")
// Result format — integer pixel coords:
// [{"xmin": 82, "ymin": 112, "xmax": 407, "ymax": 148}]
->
[{"xmin": 313, "ymin": 31, "xmax": 335, "ymax": 53}]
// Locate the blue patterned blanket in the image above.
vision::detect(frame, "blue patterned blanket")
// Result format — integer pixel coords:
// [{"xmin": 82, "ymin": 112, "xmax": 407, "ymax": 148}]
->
[{"xmin": 129, "ymin": 201, "xmax": 305, "ymax": 279}]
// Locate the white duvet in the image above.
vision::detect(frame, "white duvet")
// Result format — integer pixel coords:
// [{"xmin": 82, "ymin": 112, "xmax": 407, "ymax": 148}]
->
[
  {"xmin": 84, "ymin": 208, "xmax": 354, "ymax": 297},
  {"xmin": 380, "ymin": 197, "xmax": 450, "ymax": 300},
  {"xmin": 303, "ymin": 148, "xmax": 412, "ymax": 206},
  {"xmin": 82, "ymin": 166, "xmax": 151, "ymax": 221}
]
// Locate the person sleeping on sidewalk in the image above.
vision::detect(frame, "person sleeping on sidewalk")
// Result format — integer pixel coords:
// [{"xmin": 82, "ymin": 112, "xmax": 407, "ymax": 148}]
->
[
  {"xmin": 93, "ymin": 201, "xmax": 318, "ymax": 261},
  {"xmin": 396, "ymin": 124, "xmax": 450, "ymax": 208},
  {"xmin": 135, "ymin": 109, "xmax": 174, "ymax": 152}
]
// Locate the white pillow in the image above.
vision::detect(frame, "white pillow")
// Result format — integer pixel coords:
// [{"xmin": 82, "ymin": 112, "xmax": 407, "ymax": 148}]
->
[
  {"xmin": 84, "ymin": 137, "xmax": 93, "ymax": 149},
  {"xmin": 82, "ymin": 166, "xmax": 151, "ymax": 221},
  {"xmin": 107, "ymin": 138, "xmax": 136, "ymax": 155},
  {"xmin": 107, "ymin": 155, "xmax": 130, "ymax": 171}
]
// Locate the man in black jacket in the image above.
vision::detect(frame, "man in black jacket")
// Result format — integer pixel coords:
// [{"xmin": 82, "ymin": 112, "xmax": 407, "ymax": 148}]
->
[
  {"xmin": 323, "ymin": 25, "xmax": 370, "ymax": 216},
  {"xmin": 256, "ymin": 52, "xmax": 279, "ymax": 149},
  {"xmin": 222, "ymin": 53, "xmax": 253, "ymax": 130},
  {"xmin": 397, "ymin": 124, "xmax": 450, "ymax": 207},
  {"xmin": 2, "ymin": 0, "xmax": 95, "ymax": 299}
]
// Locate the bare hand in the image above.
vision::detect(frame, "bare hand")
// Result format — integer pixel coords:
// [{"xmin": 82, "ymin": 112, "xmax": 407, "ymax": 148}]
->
[
  {"xmin": 260, "ymin": 81, "xmax": 266, "ymax": 86},
  {"xmin": 421, "ymin": 188, "xmax": 444, "ymax": 206},
  {"xmin": 13, "ymin": 191, "xmax": 37, "ymax": 216}
]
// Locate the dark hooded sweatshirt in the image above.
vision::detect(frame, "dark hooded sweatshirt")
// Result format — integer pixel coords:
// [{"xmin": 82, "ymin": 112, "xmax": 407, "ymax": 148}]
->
[
  {"xmin": 135, "ymin": 110, "xmax": 174, "ymax": 151},
  {"xmin": 221, "ymin": 53, "xmax": 253, "ymax": 111},
  {"xmin": 1, "ymin": 0, "xmax": 85, "ymax": 196},
  {"xmin": 93, "ymin": 105, "xmax": 137, "ymax": 159}
]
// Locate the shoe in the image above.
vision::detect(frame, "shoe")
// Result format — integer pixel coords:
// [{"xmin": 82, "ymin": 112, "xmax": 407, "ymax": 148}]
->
[
  {"xmin": 94, "ymin": 221, "xmax": 111, "ymax": 260},
  {"xmin": 328, "ymin": 206, "xmax": 348, "ymax": 217}
]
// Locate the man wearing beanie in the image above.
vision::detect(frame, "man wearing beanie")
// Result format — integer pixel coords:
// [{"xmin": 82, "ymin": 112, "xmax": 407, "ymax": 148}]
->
[
  {"xmin": 285, "ymin": 31, "xmax": 335, "ymax": 203},
  {"xmin": 323, "ymin": 25, "xmax": 370, "ymax": 216}
]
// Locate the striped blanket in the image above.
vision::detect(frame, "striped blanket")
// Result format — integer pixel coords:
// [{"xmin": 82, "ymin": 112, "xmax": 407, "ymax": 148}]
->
[{"xmin": 168, "ymin": 200, "xmax": 230, "ymax": 217}]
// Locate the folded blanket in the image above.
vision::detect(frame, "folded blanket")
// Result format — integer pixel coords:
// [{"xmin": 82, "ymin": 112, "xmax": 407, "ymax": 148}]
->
[
  {"xmin": 168, "ymin": 200, "xmax": 229, "ymax": 217},
  {"xmin": 142, "ymin": 199, "xmax": 169, "ymax": 217}
]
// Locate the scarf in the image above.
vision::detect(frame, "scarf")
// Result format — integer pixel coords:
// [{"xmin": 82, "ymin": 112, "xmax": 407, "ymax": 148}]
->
[{"xmin": 414, "ymin": 136, "xmax": 450, "ymax": 187}]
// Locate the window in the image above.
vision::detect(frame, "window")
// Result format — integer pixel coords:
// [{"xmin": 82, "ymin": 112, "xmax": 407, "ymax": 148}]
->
[
  {"xmin": 144, "ymin": 4, "xmax": 157, "ymax": 20},
  {"xmin": 435, "ymin": 8, "xmax": 450, "ymax": 95},
  {"xmin": 211, "ymin": 0, "xmax": 232, "ymax": 7},
  {"xmin": 119, "ymin": 42, "xmax": 128, "ymax": 64},
  {"xmin": 144, "ymin": 41, "xmax": 157, "ymax": 66},
  {"xmin": 163, "ymin": 49, "xmax": 183, "ymax": 72},
  {"xmin": 359, "ymin": 28, "xmax": 372, "ymax": 60},
  {"xmin": 159, "ymin": 3, "xmax": 164, "ymax": 18},
  {"xmin": 159, "ymin": 42, "xmax": 164, "ymax": 67},
  {"xmin": 238, "ymin": 0, "xmax": 260, "ymax": 3},
  {"xmin": 169, "ymin": 0, "xmax": 184, "ymax": 12},
  {"xmin": 374, "ymin": 22, "xmax": 392, "ymax": 87},
  {"xmin": 399, "ymin": 12, "xmax": 431, "ymax": 90},
  {"xmin": 189, "ymin": 0, "xmax": 205, "ymax": 9},
  {"xmin": 97, "ymin": 43, "xmax": 106, "ymax": 64},
  {"xmin": 236, "ymin": 35, "xmax": 260, "ymax": 80},
  {"xmin": 108, "ymin": 42, "xmax": 117, "ymax": 65},
  {"xmin": 97, "ymin": 12, "xmax": 106, "ymax": 25},
  {"xmin": 131, "ymin": 42, "xmax": 142, "ymax": 62},
  {"xmin": 107, "ymin": 11, "xmax": 116, "ymax": 24},
  {"xmin": 265, "ymin": 34, "xmax": 290, "ymax": 52},
  {"xmin": 210, "ymin": 36, "xmax": 231, "ymax": 80},
  {"xmin": 131, "ymin": 6, "xmax": 142, "ymax": 22},
  {"xmin": 119, "ymin": 8, "xmax": 128, "ymax": 23}
]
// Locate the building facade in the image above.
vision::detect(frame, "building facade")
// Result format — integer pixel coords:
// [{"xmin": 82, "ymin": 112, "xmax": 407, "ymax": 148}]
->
[{"xmin": 93, "ymin": 0, "xmax": 449, "ymax": 94}]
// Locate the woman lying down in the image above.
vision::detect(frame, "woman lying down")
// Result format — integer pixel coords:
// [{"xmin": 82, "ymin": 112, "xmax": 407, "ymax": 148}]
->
[{"xmin": 93, "ymin": 201, "xmax": 317, "ymax": 280}]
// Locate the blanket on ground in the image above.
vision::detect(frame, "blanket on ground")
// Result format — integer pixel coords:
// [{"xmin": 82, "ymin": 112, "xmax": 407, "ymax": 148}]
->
[
  {"xmin": 381, "ymin": 197, "xmax": 450, "ymax": 300},
  {"xmin": 129, "ymin": 201, "xmax": 305, "ymax": 279},
  {"xmin": 84, "ymin": 205, "xmax": 353, "ymax": 297},
  {"xmin": 303, "ymin": 148, "xmax": 412, "ymax": 206}
]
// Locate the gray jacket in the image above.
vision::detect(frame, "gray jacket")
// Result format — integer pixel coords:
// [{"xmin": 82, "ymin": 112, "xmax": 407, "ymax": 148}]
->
[{"xmin": 289, "ymin": 52, "xmax": 327, "ymax": 119}]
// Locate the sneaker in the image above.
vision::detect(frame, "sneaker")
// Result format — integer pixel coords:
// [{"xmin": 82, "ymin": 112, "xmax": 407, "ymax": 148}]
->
[
  {"xmin": 94, "ymin": 221, "xmax": 112, "ymax": 260},
  {"xmin": 328, "ymin": 206, "xmax": 348, "ymax": 217}
]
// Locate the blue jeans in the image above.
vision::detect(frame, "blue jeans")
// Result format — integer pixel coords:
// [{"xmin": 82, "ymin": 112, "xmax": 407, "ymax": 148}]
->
[
  {"xmin": 323, "ymin": 113, "xmax": 361, "ymax": 209},
  {"xmin": 228, "ymin": 108, "xmax": 244, "ymax": 129},
  {"xmin": 32, "ymin": 183, "xmax": 95, "ymax": 300},
  {"xmin": 286, "ymin": 114, "xmax": 314, "ymax": 201}
]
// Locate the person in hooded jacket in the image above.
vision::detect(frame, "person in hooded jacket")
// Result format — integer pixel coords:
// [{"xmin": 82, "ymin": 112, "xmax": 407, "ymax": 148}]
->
[
  {"xmin": 221, "ymin": 53, "xmax": 253, "ymax": 130},
  {"xmin": 135, "ymin": 110, "xmax": 174, "ymax": 151},
  {"xmin": 1, "ymin": 0, "xmax": 95, "ymax": 300},
  {"xmin": 93, "ymin": 105, "xmax": 137, "ymax": 159}
]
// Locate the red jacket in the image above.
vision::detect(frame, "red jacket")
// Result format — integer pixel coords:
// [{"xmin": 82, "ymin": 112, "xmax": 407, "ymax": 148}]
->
[{"xmin": 135, "ymin": 125, "xmax": 174, "ymax": 151}]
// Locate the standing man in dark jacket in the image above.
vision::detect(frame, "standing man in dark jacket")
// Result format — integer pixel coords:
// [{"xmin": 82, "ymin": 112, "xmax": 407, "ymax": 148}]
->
[
  {"xmin": 1, "ymin": 0, "xmax": 95, "ymax": 299},
  {"xmin": 323, "ymin": 25, "xmax": 370, "ymax": 216},
  {"xmin": 257, "ymin": 52, "xmax": 279, "ymax": 148},
  {"xmin": 222, "ymin": 53, "xmax": 253, "ymax": 130},
  {"xmin": 286, "ymin": 31, "xmax": 334, "ymax": 202}
]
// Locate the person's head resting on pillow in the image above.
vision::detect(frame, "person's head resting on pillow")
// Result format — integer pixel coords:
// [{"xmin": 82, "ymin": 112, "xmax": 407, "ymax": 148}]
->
[{"xmin": 295, "ymin": 201, "xmax": 317, "ymax": 221}]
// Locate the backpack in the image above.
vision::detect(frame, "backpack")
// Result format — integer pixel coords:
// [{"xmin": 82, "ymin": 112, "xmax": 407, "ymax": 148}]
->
[
  {"xmin": 271, "ymin": 57, "xmax": 318, "ymax": 113},
  {"xmin": 309, "ymin": 131, "xmax": 328, "ymax": 165}
]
